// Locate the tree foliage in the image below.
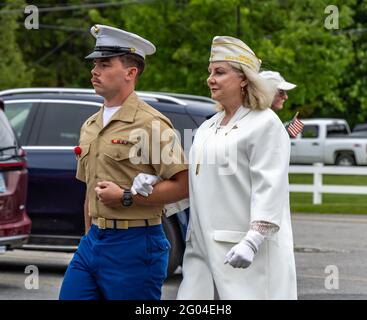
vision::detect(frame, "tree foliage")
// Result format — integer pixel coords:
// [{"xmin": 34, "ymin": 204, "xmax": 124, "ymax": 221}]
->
[
  {"xmin": 0, "ymin": 0, "xmax": 33, "ymax": 89},
  {"xmin": 0, "ymin": 0, "xmax": 366, "ymax": 126}
]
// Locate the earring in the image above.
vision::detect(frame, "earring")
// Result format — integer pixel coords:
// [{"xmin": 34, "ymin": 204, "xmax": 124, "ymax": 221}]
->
[{"xmin": 241, "ymin": 86, "xmax": 245, "ymax": 94}]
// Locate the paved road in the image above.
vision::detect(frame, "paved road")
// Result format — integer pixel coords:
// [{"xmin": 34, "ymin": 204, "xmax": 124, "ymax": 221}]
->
[
  {"xmin": 0, "ymin": 213, "xmax": 366, "ymax": 300},
  {"xmin": 292, "ymin": 213, "xmax": 367, "ymax": 299}
]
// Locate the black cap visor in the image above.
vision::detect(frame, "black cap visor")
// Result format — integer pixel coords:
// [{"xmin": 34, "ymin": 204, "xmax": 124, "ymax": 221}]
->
[
  {"xmin": 85, "ymin": 51, "xmax": 126, "ymax": 59},
  {"xmin": 85, "ymin": 46, "xmax": 142, "ymax": 60}
]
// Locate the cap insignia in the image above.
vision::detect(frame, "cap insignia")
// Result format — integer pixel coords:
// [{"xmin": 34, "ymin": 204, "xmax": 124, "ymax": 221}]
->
[{"xmin": 93, "ymin": 25, "xmax": 100, "ymax": 34}]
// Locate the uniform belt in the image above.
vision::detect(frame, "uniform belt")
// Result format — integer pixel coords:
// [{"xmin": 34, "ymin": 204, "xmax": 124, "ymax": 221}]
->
[{"xmin": 92, "ymin": 217, "xmax": 162, "ymax": 230}]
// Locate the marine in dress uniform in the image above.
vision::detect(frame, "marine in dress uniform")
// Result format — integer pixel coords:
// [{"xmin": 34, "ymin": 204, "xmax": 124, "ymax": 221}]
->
[{"xmin": 59, "ymin": 25, "xmax": 188, "ymax": 300}]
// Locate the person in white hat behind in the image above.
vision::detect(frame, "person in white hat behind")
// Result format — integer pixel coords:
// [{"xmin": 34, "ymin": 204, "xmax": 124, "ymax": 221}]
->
[
  {"xmin": 259, "ymin": 70, "xmax": 297, "ymax": 111},
  {"xmin": 59, "ymin": 25, "xmax": 189, "ymax": 300},
  {"xmin": 175, "ymin": 36, "xmax": 297, "ymax": 300}
]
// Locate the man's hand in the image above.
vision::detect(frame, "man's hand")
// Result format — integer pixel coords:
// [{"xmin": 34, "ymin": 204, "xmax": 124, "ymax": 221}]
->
[
  {"xmin": 224, "ymin": 230, "xmax": 264, "ymax": 268},
  {"xmin": 131, "ymin": 173, "xmax": 161, "ymax": 197},
  {"xmin": 95, "ymin": 181, "xmax": 123, "ymax": 207}
]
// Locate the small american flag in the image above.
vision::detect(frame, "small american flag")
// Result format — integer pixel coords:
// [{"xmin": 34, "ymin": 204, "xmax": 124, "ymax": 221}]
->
[{"xmin": 287, "ymin": 112, "xmax": 304, "ymax": 138}]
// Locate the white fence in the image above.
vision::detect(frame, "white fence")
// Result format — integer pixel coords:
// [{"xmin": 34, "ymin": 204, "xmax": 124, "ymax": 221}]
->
[{"xmin": 289, "ymin": 163, "xmax": 367, "ymax": 204}]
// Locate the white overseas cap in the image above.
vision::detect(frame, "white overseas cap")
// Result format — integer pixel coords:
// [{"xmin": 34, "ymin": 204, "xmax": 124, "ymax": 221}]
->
[{"xmin": 209, "ymin": 35, "xmax": 262, "ymax": 72}]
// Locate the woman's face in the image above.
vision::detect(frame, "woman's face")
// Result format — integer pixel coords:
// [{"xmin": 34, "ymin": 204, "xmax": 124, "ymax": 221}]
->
[
  {"xmin": 207, "ymin": 62, "xmax": 244, "ymax": 105},
  {"xmin": 271, "ymin": 89, "xmax": 288, "ymax": 111}
]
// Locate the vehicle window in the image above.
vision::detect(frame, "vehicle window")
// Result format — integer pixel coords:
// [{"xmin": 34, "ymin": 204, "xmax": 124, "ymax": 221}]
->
[
  {"xmin": 326, "ymin": 124, "xmax": 349, "ymax": 137},
  {"xmin": 301, "ymin": 125, "xmax": 319, "ymax": 138},
  {"xmin": 353, "ymin": 124, "xmax": 367, "ymax": 132},
  {"xmin": 162, "ymin": 111, "xmax": 197, "ymax": 143},
  {"xmin": 4, "ymin": 102, "xmax": 33, "ymax": 140},
  {"xmin": 192, "ymin": 114, "xmax": 215, "ymax": 125},
  {"xmin": 0, "ymin": 110, "xmax": 17, "ymax": 159},
  {"xmin": 36, "ymin": 102, "xmax": 100, "ymax": 146}
]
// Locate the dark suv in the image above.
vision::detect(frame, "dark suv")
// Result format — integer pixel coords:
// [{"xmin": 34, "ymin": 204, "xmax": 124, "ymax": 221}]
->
[
  {"xmin": 0, "ymin": 104, "xmax": 31, "ymax": 252},
  {"xmin": 0, "ymin": 88, "xmax": 216, "ymax": 273}
]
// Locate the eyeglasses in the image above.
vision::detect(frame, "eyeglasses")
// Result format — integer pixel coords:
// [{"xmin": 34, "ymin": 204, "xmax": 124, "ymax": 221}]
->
[{"xmin": 278, "ymin": 89, "xmax": 287, "ymax": 97}]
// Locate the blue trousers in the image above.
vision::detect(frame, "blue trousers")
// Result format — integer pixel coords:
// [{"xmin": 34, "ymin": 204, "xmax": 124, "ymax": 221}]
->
[{"xmin": 59, "ymin": 224, "xmax": 170, "ymax": 300}]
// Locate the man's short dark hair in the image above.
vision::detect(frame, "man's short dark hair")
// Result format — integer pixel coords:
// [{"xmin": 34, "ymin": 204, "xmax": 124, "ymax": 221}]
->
[{"xmin": 118, "ymin": 54, "xmax": 145, "ymax": 79}]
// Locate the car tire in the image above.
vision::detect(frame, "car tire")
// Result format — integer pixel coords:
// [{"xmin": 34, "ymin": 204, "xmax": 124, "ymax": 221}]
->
[
  {"xmin": 336, "ymin": 153, "xmax": 356, "ymax": 166},
  {"xmin": 162, "ymin": 215, "xmax": 184, "ymax": 276}
]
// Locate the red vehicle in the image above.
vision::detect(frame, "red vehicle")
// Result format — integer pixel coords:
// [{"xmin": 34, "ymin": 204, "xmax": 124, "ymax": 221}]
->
[{"xmin": 0, "ymin": 104, "xmax": 31, "ymax": 253}]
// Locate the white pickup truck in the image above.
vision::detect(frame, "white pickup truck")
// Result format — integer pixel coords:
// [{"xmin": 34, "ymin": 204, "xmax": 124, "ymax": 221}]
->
[{"xmin": 289, "ymin": 118, "xmax": 367, "ymax": 166}]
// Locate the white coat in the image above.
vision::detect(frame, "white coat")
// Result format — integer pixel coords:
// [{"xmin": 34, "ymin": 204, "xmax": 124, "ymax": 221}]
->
[{"xmin": 177, "ymin": 106, "xmax": 297, "ymax": 300}]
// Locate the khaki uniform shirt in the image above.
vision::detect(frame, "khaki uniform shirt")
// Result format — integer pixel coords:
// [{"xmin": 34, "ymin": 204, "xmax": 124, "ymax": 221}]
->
[{"xmin": 76, "ymin": 91, "xmax": 188, "ymax": 220}]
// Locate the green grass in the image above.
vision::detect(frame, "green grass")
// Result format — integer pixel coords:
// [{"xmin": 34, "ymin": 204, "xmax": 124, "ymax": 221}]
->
[
  {"xmin": 289, "ymin": 174, "xmax": 367, "ymax": 215},
  {"xmin": 289, "ymin": 174, "xmax": 367, "ymax": 186}
]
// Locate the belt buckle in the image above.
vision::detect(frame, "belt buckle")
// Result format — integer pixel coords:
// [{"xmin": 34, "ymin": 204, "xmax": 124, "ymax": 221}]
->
[
  {"xmin": 120, "ymin": 220, "xmax": 129, "ymax": 229},
  {"xmin": 98, "ymin": 217, "xmax": 106, "ymax": 229}
]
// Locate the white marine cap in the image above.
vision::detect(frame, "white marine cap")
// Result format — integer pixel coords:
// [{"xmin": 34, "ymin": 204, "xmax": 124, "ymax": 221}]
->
[
  {"xmin": 259, "ymin": 70, "xmax": 296, "ymax": 90},
  {"xmin": 209, "ymin": 36, "xmax": 262, "ymax": 72},
  {"xmin": 85, "ymin": 24, "xmax": 156, "ymax": 60}
]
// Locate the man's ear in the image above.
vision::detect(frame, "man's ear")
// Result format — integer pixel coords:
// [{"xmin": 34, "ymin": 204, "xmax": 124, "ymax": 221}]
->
[{"xmin": 126, "ymin": 67, "xmax": 139, "ymax": 81}]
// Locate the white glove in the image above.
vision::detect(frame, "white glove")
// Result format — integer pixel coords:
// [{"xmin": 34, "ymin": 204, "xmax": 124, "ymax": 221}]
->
[
  {"xmin": 224, "ymin": 230, "xmax": 264, "ymax": 268},
  {"xmin": 131, "ymin": 173, "xmax": 161, "ymax": 197}
]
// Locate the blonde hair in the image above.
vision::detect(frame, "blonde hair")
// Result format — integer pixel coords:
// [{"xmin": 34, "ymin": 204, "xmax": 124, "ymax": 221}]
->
[{"xmin": 215, "ymin": 62, "xmax": 276, "ymax": 111}]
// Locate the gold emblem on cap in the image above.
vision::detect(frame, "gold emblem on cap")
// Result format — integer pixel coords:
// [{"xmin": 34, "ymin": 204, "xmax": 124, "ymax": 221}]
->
[
  {"xmin": 129, "ymin": 48, "xmax": 136, "ymax": 53},
  {"xmin": 93, "ymin": 25, "xmax": 100, "ymax": 34}
]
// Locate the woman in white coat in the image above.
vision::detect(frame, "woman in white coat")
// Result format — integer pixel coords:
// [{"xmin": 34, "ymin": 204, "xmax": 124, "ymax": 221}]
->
[{"xmin": 176, "ymin": 36, "xmax": 297, "ymax": 300}]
